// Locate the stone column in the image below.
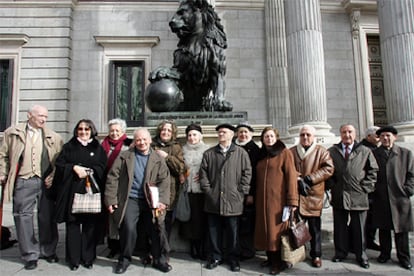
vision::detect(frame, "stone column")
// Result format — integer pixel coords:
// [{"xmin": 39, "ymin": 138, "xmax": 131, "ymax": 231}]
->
[
  {"xmin": 284, "ymin": 0, "xmax": 333, "ymax": 141},
  {"xmin": 265, "ymin": 0, "xmax": 291, "ymax": 136},
  {"xmin": 378, "ymin": 0, "xmax": 414, "ymax": 141}
]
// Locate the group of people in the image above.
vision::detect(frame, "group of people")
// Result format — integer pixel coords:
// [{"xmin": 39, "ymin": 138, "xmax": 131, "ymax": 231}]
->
[{"xmin": 0, "ymin": 104, "xmax": 413, "ymax": 275}]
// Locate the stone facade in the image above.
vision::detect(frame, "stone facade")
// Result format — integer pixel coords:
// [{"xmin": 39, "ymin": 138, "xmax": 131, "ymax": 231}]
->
[{"xmin": 0, "ymin": 0, "xmax": 413, "ymax": 145}]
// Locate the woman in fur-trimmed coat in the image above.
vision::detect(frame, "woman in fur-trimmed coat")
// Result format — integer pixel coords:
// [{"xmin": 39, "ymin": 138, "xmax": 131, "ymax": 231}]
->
[{"xmin": 254, "ymin": 127, "xmax": 298, "ymax": 275}]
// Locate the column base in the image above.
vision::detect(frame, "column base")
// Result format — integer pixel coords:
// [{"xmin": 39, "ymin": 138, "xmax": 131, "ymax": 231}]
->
[
  {"xmin": 284, "ymin": 122, "xmax": 337, "ymax": 146},
  {"xmin": 394, "ymin": 123, "xmax": 414, "ymax": 143}
]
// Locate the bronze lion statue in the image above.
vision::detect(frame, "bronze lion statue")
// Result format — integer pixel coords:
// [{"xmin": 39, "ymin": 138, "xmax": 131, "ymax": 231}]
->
[{"xmin": 148, "ymin": 0, "xmax": 233, "ymax": 112}]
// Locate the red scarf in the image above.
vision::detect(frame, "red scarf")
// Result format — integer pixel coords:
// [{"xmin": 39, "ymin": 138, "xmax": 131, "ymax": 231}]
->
[{"xmin": 102, "ymin": 134, "xmax": 127, "ymax": 170}]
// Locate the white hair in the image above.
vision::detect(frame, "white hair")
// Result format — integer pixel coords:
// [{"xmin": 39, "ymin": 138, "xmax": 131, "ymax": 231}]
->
[
  {"xmin": 365, "ymin": 126, "xmax": 380, "ymax": 137},
  {"xmin": 299, "ymin": 124, "xmax": 316, "ymax": 135},
  {"xmin": 108, "ymin": 118, "xmax": 127, "ymax": 133}
]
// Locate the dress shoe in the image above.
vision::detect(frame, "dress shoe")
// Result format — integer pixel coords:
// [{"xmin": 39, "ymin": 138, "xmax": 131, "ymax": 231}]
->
[
  {"xmin": 205, "ymin": 259, "xmax": 222, "ymax": 269},
  {"xmin": 260, "ymin": 259, "xmax": 271, "ymax": 267},
  {"xmin": 312, "ymin": 257, "xmax": 322, "ymax": 268},
  {"xmin": 42, "ymin": 254, "xmax": 59, "ymax": 263},
  {"xmin": 24, "ymin": 260, "xmax": 38, "ymax": 270},
  {"xmin": 358, "ymin": 260, "xmax": 370, "ymax": 269},
  {"xmin": 83, "ymin": 262, "xmax": 93, "ymax": 269},
  {"xmin": 269, "ymin": 265, "xmax": 281, "ymax": 275},
  {"xmin": 114, "ymin": 261, "xmax": 129, "ymax": 274},
  {"xmin": 367, "ymin": 241, "xmax": 381, "ymax": 251},
  {"xmin": 107, "ymin": 249, "xmax": 118, "ymax": 259},
  {"xmin": 69, "ymin": 264, "xmax": 79, "ymax": 271},
  {"xmin": 152, "ymin": 262, "xmax": 172, "ymax": 273},
  {"xmin": 141, "ymin": 255, "xmax": 152, "ymax": 266},
  {"xmin": 400, "ymin": 261, "xmax": 413, "ymax": 270},
  {"xmin": 230, "ymin": 260, "xmax": 240, "ymax": 272},
  {"xmin": 331, "ymin": 256, "xmax": 344, "ymax": 262},
  {"xmin": 377, "ymin": 255, "xmax": 390, "ymax": 263}
]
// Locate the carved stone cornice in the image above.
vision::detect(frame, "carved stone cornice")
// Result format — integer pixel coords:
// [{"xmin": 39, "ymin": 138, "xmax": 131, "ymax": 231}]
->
[{"xmin": 342, "ymin": 0, "xmax": 377, "ymax": 13}]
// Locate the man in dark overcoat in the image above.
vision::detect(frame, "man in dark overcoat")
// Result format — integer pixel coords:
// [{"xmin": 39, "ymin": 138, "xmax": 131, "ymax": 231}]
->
[
  {"xmin": 327, "ymin": 124, "xmax": 378, "ymax": 269},
  {"xmin": 372, "ymin": 126, "xmax": 414, "ymax": 271}
]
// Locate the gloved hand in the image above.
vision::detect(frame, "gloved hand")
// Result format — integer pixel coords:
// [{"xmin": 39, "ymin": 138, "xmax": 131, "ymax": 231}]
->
[{"xmin": 298, "ymin": 178, "xmax": 311, "ymax": 196}]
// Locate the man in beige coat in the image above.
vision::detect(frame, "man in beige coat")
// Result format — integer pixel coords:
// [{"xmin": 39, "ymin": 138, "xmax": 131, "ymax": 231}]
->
[
  {"xmin": 290, "ymin": 125, "xmax": 334, "ymax": 268},
  {"xmin": 0, "ymin": 105, "xmax": 63, "ymax": 270}
]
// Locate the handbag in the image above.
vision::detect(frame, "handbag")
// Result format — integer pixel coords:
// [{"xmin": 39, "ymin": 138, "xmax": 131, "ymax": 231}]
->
[
  {"xmin": 71, "ymin": 173, "xmax": 102, "ymax": 214},
  {"xmin": 281, "ymin": 234, "xmax": 306, "ymax": 265},
  {"xmin": 175, "ymin": 182, "xmax": 191, "ymax": 222},
  {"xmin": 289, "ymin": 210, "xmax": 312, "ymax": 249}
]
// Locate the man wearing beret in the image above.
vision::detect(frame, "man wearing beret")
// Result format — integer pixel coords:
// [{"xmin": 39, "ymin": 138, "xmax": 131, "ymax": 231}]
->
[
  {"xmin": 372, "ymin": 126, "xmax": 414, "ymax": 271},
  {"xmin": 199, "ymin": 123, "xmax": 252, "ymax": 272}
]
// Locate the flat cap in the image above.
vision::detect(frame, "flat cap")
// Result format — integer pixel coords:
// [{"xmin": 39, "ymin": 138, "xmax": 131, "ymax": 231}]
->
[
  {"xmin": 236, "ymin": 124, "xmax": 254, "ymax": 132},
  {"xmin": 215, "ymin": 123, "xmax": 236, "ymax": 132},
  {"xmin": 185, "ymin": 123, "xmax": 202, "ymax": 135},
  {"xmin": 376, "ymin": 125, "xmax": 398, "ymax": 135}
]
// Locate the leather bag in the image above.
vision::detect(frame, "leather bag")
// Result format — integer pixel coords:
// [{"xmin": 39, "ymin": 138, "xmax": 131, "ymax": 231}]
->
[{"xmin": 289, "ymin": 210, "xmax": 312, "ymax": 249}]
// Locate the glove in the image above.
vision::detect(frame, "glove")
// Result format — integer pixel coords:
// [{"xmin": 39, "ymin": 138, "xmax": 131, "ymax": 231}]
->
[
  {"xmin": 304, "ymin": 175, "xmax": 313, "ymax": 185},
  {"xmin": 298, "ymin": 178, "xmax": 311, "ymax": 197}
]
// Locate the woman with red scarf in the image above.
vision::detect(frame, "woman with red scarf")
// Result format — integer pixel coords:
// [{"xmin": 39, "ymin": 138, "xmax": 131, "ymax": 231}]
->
[{"xmin": 101, "ymin": 118, "xmax": 132, "ymax": 258}]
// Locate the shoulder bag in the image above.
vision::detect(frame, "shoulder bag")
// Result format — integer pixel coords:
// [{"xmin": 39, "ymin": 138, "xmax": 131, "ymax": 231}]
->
[{"xmin": 175, "ymin": 182, "xmax": 191, "ymax": 222}]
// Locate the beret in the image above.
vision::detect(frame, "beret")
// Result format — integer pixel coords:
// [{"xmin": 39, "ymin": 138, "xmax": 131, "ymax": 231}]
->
[
  {"xmin": 376, "ymin": 125, "xmax": 398, "ymax": 135},
  {"xmin": 185, "ymin": 124, "xmax": 202, "ymax": 135},
  {"xmin": 215, "ymin": 123, "xmax": 236, "ymax": 132},
  {"xmin": 236, "ymin": 124, "xmax": 254, "ymax": 132}
]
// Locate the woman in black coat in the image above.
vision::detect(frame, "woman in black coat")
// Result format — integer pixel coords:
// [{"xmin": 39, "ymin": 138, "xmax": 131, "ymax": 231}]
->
[{"xmin": 53, "ymin": 119, "xmax": 107, "ymax": 271}]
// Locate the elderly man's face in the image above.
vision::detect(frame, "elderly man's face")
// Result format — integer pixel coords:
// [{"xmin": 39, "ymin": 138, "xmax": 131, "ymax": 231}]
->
[
  {"xmin": 217, "ymin": 128, "xmax": 234, "ymax": 144},
  {"xmin": 340, "ymin": 125, "xmax": 356, "ymax": 145},
  {"xmin": 134, "ymin": 129, "xmax": 152, "ymax": 154},
  {"xmin": 379, "ymin": 132, "xmax": 396, "ymax": 149},
  {"xmin": 299, "ymin": 127, "xmax": 314, "ymax": 147}
]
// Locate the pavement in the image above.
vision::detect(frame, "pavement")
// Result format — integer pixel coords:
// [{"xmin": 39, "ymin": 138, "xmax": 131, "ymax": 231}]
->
[{"xmin": 1, "ymin": 201, "xmax": 413, "ymax": 276}]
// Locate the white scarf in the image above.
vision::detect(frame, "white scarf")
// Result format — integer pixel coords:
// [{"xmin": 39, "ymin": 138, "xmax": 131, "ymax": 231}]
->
[{"xmin": 296, "ymin": 142, "xmax": 317, "ymax": 160}]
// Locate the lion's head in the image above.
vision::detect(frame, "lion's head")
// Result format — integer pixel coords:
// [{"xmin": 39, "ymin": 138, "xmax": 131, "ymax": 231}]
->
[{"xmin": 169, "ymin": 0, "xmax": 226, "ymax": 48}]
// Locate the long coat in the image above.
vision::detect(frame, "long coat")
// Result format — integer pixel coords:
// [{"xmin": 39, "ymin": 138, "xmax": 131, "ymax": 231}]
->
[
  {"xmin": 0, "ymin": 122, "xmax": 63, "ymax": 202},
  {"xmin": 372, "ymin": 145, "xmax": 414, "ymax": 233},
  {"xmin": 327, "ymin": 142, "xmax": 378, "ymax": 210},
  {"xmin": 151, "ymin": 137, "xmax": 186, "ymax": 210},
  {"xmin": 254, "ymin": 140, "xmax": 299, "ymax": 251},
  {"xmin": 104, "ymin": 148, "xmax": 170, "ymax": 228},
  {"xmin": 290, "ymin": 143, "xmax": 334, "ymax": 217},
  {"xmin": 199, "ymin": 143, "xmax": 251, "ymax": 216},
  {"xmin": 53, "ymin": 137, "xmax": 107, "ymax": 223}
]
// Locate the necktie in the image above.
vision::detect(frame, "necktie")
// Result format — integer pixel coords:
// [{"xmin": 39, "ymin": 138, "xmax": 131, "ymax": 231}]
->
[
  {"xmin": 344, "ymin": 145, "xmax": 349, "ymax": 160},
  {"xmin": 31, "ymin": 129, "xmax": 38, "ymax": 143}
]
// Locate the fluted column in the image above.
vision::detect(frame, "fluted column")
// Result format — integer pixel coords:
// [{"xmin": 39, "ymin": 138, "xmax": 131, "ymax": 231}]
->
[
  {"xmin": 284, "ymin": 0, "xmax": 333, "ymax": 140},
  {"xmin": 378, "ymin": 0, "xmax": 414, "ymax": 141},
  {"xmin": 265, "ymin": 0, "xmax": 290, "ymax": 136}
]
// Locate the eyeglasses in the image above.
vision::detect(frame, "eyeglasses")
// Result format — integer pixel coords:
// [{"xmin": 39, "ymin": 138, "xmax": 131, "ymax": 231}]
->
[
  {"xmin": 77, "ymin": 127, "xmax": 90, "ymax": 131},
  {"xmin": 300, "ymin": 133, "xmax": 312, "ymax": 137}
]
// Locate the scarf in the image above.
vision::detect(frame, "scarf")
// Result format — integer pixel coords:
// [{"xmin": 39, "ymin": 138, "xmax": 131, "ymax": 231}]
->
[{"xmin": 102, "ymin": 133, "xmax": 127, "ymax": 169}]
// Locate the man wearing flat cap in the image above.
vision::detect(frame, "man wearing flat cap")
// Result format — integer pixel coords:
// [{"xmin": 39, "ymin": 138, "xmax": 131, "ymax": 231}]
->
[
  {"xmin": 372, "ymin": 126, "xmax": 414, "ymax": 271},
  {"xmin": 200, "ymin": 123, "xmax": 252, "ymax": 272},
  {"xmin": 234, "ymin": 123, "xmax": 260, "ymax": 260}
]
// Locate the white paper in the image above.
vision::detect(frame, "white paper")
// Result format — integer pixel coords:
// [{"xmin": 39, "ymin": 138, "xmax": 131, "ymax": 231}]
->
[
  {"xmin": 282, "ymin": 206, "xmax": 290, "ymax": 222},
  {"xmin": 149, "ymin": 186, "xmax": 159, "ymax": 208}
]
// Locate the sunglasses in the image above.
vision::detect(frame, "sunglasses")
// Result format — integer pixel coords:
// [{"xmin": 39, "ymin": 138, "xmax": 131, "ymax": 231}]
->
[{"xmin": 77, "ymin": 127, "xmax": 90, "ymax": 131}]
